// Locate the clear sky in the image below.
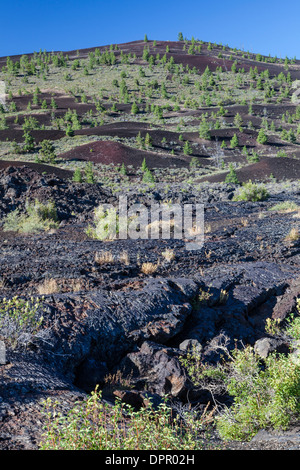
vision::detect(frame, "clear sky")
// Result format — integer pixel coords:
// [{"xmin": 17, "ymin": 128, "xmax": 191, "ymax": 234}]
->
[{"xmin": 0, "ymin": 0, "xmax": 299, "ymax": 59}]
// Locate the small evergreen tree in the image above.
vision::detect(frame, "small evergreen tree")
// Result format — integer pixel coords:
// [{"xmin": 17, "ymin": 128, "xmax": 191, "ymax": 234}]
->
[
  {"xmin": 199, "ymin": 118, "xmax": 211, "ymax": 140},
  {"xmin": 72, "ymin": 167, "xmax": 83, "ymax": 183},
  {"xmin": 144, "ymin": 133, "xmax": 152, "ymax": 148},
  {"xmin": 257, "ymin": 128, "xmax": 268, "ymax": 145},
  {"xmin": 23, "ymin": 131, "xmax": 35, "ymax": 153},
  {"xmin": 85, "ymin": 161, "xmax": 95, "ymax": 183},
  {"xmin": 230, "ymin": 133, "xmax": 239, "ymax": 148},
  {"xmin": 66, "ymin": 124, "xmax": 74, "ymax": 137},
  {"xmin": 225, "ymin": 163, "xmax": 239, "ymax": 184},
  {"xmin": 183, "ymin": 140, "xmax": 192, "ymax": 155},
  {"xmin": 234, "ymin": 113, "xmax": 243, "ymax": 130},
  {"xmin": 40, "ymin": 139, "xmax": 56, "ymax": 163},
  {"xmin": 120, "ymin": 163, "xmax": 127, "ymax": 175},
  {"xmin": 131, "ymin": 102, "xmax": 139, "ymax": 115},
  {"xmin": 141, "ymin": 158, "xmax": 148, "ymax": 172},
  {"xmin": 136, "ymin": 132, "xmax": 144, "ymax": 149},
  {"xmin": 142, "ymin": 168, "xmax": 155, "ymax": 183}
]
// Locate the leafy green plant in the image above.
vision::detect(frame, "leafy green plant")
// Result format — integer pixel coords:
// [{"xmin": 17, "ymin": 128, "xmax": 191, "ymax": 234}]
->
[
  {"xmin": 183, "ymin": 140, "xmax": 193, "ymax": 155},
  {"xmin": 84, "ymin": 161, "xmax": 95, "ymax": 183},
  {"xmin": 181, "ymin": 315, "xmax": 300, "ymax": 442},
  {"xmin": 142, "ymin": 168, "xmax": 155, "ymax": 183},
  {"xmin": 40, "ymin": 387, "xmax": 209, "ymax": 450},
  {"xmin": 0, "ymin": 296, "xmax": 44, "ymax": 347},
  {"xmin": 216, "ymin": 346, "xmax": 300, "ymax": 440},
  {"xmin": 285, "ymin": 299, "xmax": 300, "ymax": 340}
]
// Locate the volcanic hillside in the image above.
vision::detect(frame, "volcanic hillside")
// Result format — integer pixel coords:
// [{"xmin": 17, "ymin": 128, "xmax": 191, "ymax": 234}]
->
[{"xmin": 0, "ymin": 38, "xmax": 300, "ymax": 183}]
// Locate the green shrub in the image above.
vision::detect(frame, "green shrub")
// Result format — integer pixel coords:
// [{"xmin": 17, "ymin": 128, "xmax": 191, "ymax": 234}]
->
[
  {"xmin": 131, "ymin": 102, "xmax": 139, "ymax": 115},
  {"xmin": 284, "ymin": 299, "xmax": 300, "ymax": 340},
  {"xmin": 198, "ymin": 118, "xmax": 211, "ymax": 140},
  {"xmin": 216, "ymin": 346, "xmax": 300, "ymax": 440},
  {"xmin": 181, "ymin": 307, "xmax": 300, "ymax": 442},
  {"xmin": 233, "ymin": 180, "xmax": 269, "ymax": 202},
  {"xmin": 2, "ymin": 200, "xmax": 59, "ymax": 233},
  {"xmin": 183, "ymin": 140, "xmax": 193, "ymax": 155}
]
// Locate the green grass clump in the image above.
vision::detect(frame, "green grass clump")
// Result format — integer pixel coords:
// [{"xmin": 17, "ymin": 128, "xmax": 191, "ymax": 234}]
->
[
  {"xmin": 269, "ymin": 201, "xmax": 299, "ymax": 213},
  {"xmin": 2, "ymin": 199, "xmax": 59, "ymax": 233}
]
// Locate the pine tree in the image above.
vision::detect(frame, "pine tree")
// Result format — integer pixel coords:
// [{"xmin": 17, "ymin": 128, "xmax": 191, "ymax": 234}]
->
[
  {"xmin": 85, "ymin": 162, "xmax": 95, "ymax": 183},
  {"xmin": 234, "ymin": 113, "xmax": 243, "ymax": 130},
  {"xmin": 225, "ymin": 164, "xmax": 239, "ymax": 184},
  {"xmin": 40, "ymin": 139, "xmax": 56, "ymax": 163},
  {"xmin": 66, "ymin": 124, "xmax": 74, "ymax": 137},
  {"xmin": 141, "ymin": 158, "xmax": 148, "ymax": 172},
  {"xmin": 131, "ymin": 102, "xmax": 139, "ymax": 115},
  {"xmin": 142, "ymin": 168, "xmax": 155, "ymax": 183},
  {"xmin": 257, "ymin": 128, "xmax": 268, "ymax": 145},
  {"xmin": 230, "ymin": 133, "xmax": 239, "ymax": 148},
  {"xmin": 178, "ymin": 32, "xmax": 184, "ymax": 41},
  {"xmin": 120, "ymin": 163, "xmax": 127, "ymax": 175},
  {"xmin": 144, "ymin": 133, "xmax": 152, "ymax": 148},
  {"xmin": 51, "ymin": 97, "xmax": 58, "ymax": 109},
  {"xmin": 199, "ymin": 118, "xmax": 211, "ymax": 140},
  {"xmin": 183, "ymin": 140, "xmax": 192, "ymax": 155},
  {"xmin": 73, "ymin": 167, "xmax": 83, "ymax": 183},
  {"xmin": 136, "ymin": 132, "xmax": 144, "ymax": 149},
  {"xmin": 23, "ymin": 131, "xmax": 35, "ymax": 153}
]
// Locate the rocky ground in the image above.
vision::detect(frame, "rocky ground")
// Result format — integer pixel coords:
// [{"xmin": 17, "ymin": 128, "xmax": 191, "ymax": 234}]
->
[{"xmin": 0, "ymin": 165, "xmax": 299, "ymax": 450}]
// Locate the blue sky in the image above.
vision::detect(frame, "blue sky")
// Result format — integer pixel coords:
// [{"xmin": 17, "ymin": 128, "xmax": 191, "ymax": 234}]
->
[{"xmin": 1, "ymin": 0, "xmax": 299, "ymax": 59}]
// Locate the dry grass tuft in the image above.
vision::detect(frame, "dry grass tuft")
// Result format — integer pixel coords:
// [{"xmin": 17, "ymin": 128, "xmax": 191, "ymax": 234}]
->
[
  {"xmin": 37, "ymin": 278, "xmax": 60, "ymax": 295},
  {"xmin": 141, "ymin": 262, "xmax": 159, "ymax": 275},
  {"xmin": 95, "ymin": 251, "xmax": 115, "ymax": 264},
  {"xmin": 285, "ymin": 227, "xmax": 299, "ymax": 242}
]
